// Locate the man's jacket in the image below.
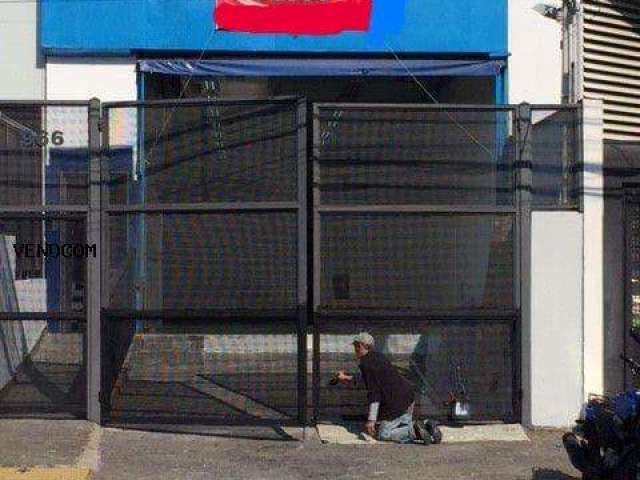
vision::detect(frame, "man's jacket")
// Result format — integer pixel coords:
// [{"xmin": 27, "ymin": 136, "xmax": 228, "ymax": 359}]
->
[{"xmin": 359, "ymin": 350, "xmax": 415, "ymax": 420}]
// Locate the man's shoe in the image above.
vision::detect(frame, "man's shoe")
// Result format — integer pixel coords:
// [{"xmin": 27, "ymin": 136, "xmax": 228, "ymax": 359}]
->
[
  {"xmin": 413, "ymin": 420, "xmax": 431, "ymax": 445},
  {"xmin": 424, "ymin": 419, "xmax": 443, "ymax": 444}
]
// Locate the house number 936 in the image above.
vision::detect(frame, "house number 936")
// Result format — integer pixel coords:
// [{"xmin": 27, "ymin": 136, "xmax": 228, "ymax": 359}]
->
[{"xmin": 20, "ymin": 130, "xmax": 65, "ymax": 148}]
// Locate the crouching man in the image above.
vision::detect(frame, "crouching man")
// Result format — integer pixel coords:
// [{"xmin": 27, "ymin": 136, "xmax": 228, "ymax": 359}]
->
[{"xmin": 334, "ymin": 332, "xmax": 434, "ymax": 444}]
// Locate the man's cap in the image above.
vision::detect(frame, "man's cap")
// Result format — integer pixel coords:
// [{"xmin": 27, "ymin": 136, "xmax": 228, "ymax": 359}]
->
[{"xmin": 352, "ymin": 332, "xmax": 374, "ymax": 347}]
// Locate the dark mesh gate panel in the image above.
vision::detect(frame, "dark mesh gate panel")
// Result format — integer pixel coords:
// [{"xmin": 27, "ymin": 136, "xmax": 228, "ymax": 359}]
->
[
  {"xmin": 103, "ymin": 317, "xmax": 299, "ymax": 425},
  {"xmin": 317, "ymin": 107, "xmax": 514, "ymax": 206},
  {"xmin": 0, "ymin": 105, "xmax": 42, "ymax": 207},
  {"xmin": 0, "ymin": 317, "xmax": 86, "ymax": 418},
  {"xmin": 0, "ymin": 102, "xmax": 89, "ymax": 419},
  {"xmin": 0, "ymin": 216, "xmax": 88, "ymax": 418},
  {"xmin": 531, "ymin": 107, "xmax": 579, "ymax": 208},
  {"xmin": 0, "ymin": 102, "xmax": 89, "ymax": 418},
  {"xmin": 624, "ymin": 192, "xmax": 640, "ymax": 390},
  {"xmin": 0, "ymin": 104, "xmax": 89, "ymax": 207},
  {"xmin": 105, "ymin": 212, "xmax": 298, "ymax": 311},
  {"xmin": 313, "ymin": 104, "xmax": 518, "ymax": 423},
  {"xmin": 320, "ymin": 214, "xmax": 513, "ymax": 310},
  {"xmin": 101, "ymin": 98, "xmax": 306, "ymax": 427},
  {"xmin": 316, "ymin": 318, "xmax": 514, "ymax": 421},
  {"xmin": 106, "ymin": 102, "xmax": 298, "ymax": 205},
  {"xmin": 161, "ymin": 213, "xmax": 297, "ymax": 310}
]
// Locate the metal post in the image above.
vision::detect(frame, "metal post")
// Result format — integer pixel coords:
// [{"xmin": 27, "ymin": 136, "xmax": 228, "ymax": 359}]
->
[
  {"xmin": 135, "ymin": 72, "xmax": 146, "ymax": 331},
  {"xmin": 623, "ymin": 192, "xmax": 631, "ymax": 390},
  {"xmin": 311, "ymin": 104, "xmax": 322, "ymax": 424},
  {"xmin": 296, "ymin": 98, "xmax": 308, "ymax": 426},
  {"xmin": 312, "ymin": 316, "xmax": 320, "ymax": 424},
  {"xmin": 516, "ymin": 102, "xmax": 533, "ymax": 425},
  {"xmin": 100, "ymin": 107, "xmax": 112, "ymax": 422},
  {"xmin": 87, "ymin": 97, "xmax": 102, "ymax": 424},
  {"xmin": 495, "ymin": 64, "xmax": 507, "ymax": 106}
]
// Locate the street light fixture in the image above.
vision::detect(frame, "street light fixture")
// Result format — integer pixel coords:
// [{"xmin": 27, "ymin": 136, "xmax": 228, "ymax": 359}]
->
[{"xmin": 533, "ymin": 3, "xmax": 561, "ymax": 20}]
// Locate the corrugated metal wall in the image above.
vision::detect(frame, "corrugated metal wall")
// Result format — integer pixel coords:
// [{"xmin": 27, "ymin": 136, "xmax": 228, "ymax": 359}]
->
[{"xmin": 582, "ymin": 0, "xmax": 640, "ymax": 141}]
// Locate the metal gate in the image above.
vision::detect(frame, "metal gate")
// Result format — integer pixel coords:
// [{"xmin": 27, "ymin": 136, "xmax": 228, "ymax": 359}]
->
[
  {"xmin": 99, "ymin": 98, "xmax": 308, "ymax": 427},
  {"xmin": 0, "ymin": 102, "xmax": 89, "ymax": 418},
  {"xmin": 311, "ymin": 104, "xmax": 520, "ymax": 422},
  {"xmin": 0, "ymin": 98, "xmax": 581, "ymax": 425},
  {"xmin": 624, "ymin": 189, "xmax": 640, "ymax": 389}
]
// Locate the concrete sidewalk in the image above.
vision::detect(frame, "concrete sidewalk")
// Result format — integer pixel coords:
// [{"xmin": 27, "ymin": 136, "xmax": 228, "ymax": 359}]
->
[
  {"xmin": 316, "ymin": 422, "xmax": 530, "ymax": 445},
  {"xmin": 0, "ymin": 420, "xmax": 580, "ymax": 480}
]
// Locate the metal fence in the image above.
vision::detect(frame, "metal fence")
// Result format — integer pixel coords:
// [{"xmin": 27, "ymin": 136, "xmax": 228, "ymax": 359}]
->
[
  {"xmin": 0, "ymin": 102, "xmax": 89, "ymax": 418},
  {"xmin": 312, "ymin": 104, "xmax": 519, "ymax": 421},
  {"xmin": 99, "ymin": 98, "xmax": 307, "ymax": 426},
  {"xmin": 531, "ymin": 107, "xmax": 580, "ymax": 208},
  {"xmin": 0, "ymin": 98, "xmax": 582, "ymax": 426}
]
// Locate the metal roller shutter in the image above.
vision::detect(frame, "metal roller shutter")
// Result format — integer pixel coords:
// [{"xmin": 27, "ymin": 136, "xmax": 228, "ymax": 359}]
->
[{"xmin": 583, "ymin": 0, "xmax": 640, "ymax": 141}]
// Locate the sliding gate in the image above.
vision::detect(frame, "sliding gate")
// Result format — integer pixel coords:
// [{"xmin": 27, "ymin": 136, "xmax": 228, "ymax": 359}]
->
[
  {"xmin": 311, "ymin": 104, "xmax": 520, "ymax": 422},
  {"xmin": 100, "ymin": 98, "xmax": 308, "ymax": 426}
]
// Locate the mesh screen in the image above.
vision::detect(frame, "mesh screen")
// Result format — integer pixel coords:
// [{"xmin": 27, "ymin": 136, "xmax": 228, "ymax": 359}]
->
[
  {"xmin": 106, "ymin": 212, "xmax": 298, "ymax": 310},
  {"xmin": 103, "ymin": 318, "xmax": 299, "ymax": 425},
  {"xmin": 319, "ymin": 214, "xmax": 514, "ymax": 310},
  {"xmin": 101, "ymin": 99, "xmax": 304, "ymax": 426},
  {"xmin": 0, "ymin": 104, "xmax": 89, "ymax": 206},
  {"xmin": 625, "ymin": 199, "xmax": 640, "ymax": 389},
  {"xmin": 530, "ymin": 108, "xmax": 580, "ymax": 208},
  {"xmin": 0, "ymin": 319, "xmax": 86, "ymax": 418},
  {"xmin": 316, "ymin": 319, "xmax": 514, "ymax": 421},
  {"xmin": 104, "ymin": 102, "xmax": 299, "ymax": 205},
  {"xmin": 316, "ymin": 107, "xmax": 514, "ymax": 206},
  {"xmin": 0, "ymin": 216, "xmax": 88, "ymax": 313}
]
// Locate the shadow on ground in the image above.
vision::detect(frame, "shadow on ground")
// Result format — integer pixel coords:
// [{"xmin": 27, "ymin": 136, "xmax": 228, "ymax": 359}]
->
[
  {"xmin": 105, "ymin": 422, "xmax": 299, "ymax": 441},
  {"xmin": 533, "ymin": 469, "xmax": 580, "ymax": 480}
]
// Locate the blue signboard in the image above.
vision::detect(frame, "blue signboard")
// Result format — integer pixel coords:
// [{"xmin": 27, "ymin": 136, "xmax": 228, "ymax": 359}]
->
[{"xmin": 41, "ymin": 0, "xmax": 508, "ymax": 57}]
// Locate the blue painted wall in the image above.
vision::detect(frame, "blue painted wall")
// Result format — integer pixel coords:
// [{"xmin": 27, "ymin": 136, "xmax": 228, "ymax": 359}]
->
[{"xmin": 41, "ymin": 0, "xmax": 508, "ymax": 57}]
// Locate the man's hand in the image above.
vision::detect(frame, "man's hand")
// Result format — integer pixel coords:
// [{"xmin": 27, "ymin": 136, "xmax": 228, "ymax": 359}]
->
[
  {"xmin": 364, "ymin": 420, "xmax": 376, "ymax": 437},
  {"xmin": 335, "ymin": 371, "xmax": 353, "ymax": 384}
]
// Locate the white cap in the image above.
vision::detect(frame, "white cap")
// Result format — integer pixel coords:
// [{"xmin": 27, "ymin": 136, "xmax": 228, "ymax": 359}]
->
[{"xmin": 352, "ymin": 332, "xmax": 375, "ymax": 347}]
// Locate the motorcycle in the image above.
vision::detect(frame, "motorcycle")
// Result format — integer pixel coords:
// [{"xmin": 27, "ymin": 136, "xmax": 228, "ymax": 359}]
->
[{"xmin": 563, "ymin": 329, "xmax": 640, "ymax": 479}]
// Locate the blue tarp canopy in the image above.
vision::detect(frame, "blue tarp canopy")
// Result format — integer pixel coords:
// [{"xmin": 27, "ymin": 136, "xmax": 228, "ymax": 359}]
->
[{"xmin": 138, "ymin": 58, "xmax": 504, "ymax": 77}]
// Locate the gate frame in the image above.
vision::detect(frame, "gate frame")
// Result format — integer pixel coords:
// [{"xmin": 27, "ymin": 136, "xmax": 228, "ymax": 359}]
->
[
  {"xmin": 0, "ymin": 100, "xmax": 92, "ymax": 419},
  {"xmin": 515, "ymin": 102, "xmax": 532, "ymax": 424},
  {"xmin": 95, "ymin": 96, "xmax": 309, "ymax": 426},
  {"xmin": 88, "ymin": 97, "xmax": 102, "ymax": 423},
  {"xmin": 310, "ymin": 102, "xmax": 528, "ymax": 423}
]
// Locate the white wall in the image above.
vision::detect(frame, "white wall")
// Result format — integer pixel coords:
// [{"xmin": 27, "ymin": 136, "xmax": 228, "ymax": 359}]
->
[
  {"xmin": 583, "ymin": 98, "xmax": 605, "ymax": 399},
  {"xmin": 46, "ymin": 58, "xmax": 137, "ymax": 101},
  {"xmin": 509, "ymin": 0, "xmax": 563, "ymax": 104},
  {"xmin": 0, "ymin": 0, "xmax": 44, "ymax": 99},
  {"xmin": 530, "ymin": 212, "xmax": 583, "ymax": 427}
]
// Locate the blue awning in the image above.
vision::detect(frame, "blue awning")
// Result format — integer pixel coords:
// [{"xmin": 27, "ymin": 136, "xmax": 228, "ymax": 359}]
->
[{"xmin": 138, "ymin": 58, "xmax": 504, "ymax": 77}]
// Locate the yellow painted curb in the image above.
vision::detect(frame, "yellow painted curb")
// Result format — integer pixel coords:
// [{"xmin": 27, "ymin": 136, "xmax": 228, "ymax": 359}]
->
[{"xmin": 0, "ymin": 467, "xmax": 92, "ymax": 480}]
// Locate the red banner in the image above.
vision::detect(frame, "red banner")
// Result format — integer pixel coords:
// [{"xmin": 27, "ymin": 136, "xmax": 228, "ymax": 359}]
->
[{"xmin": 215, "ymin": 0, "xmax": 373, "ymax": 35}]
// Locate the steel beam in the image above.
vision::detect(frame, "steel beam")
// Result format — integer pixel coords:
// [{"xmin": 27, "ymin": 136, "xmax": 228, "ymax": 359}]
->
[{"xmin": 86, "ymin": 98, "xmax": 102, "ymax": 424}]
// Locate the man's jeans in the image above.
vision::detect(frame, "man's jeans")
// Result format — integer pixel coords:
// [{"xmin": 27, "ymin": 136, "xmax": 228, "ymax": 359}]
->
[{"xmin": 377, "ymin": 405, "xmax": 416, "ymax": 444}]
